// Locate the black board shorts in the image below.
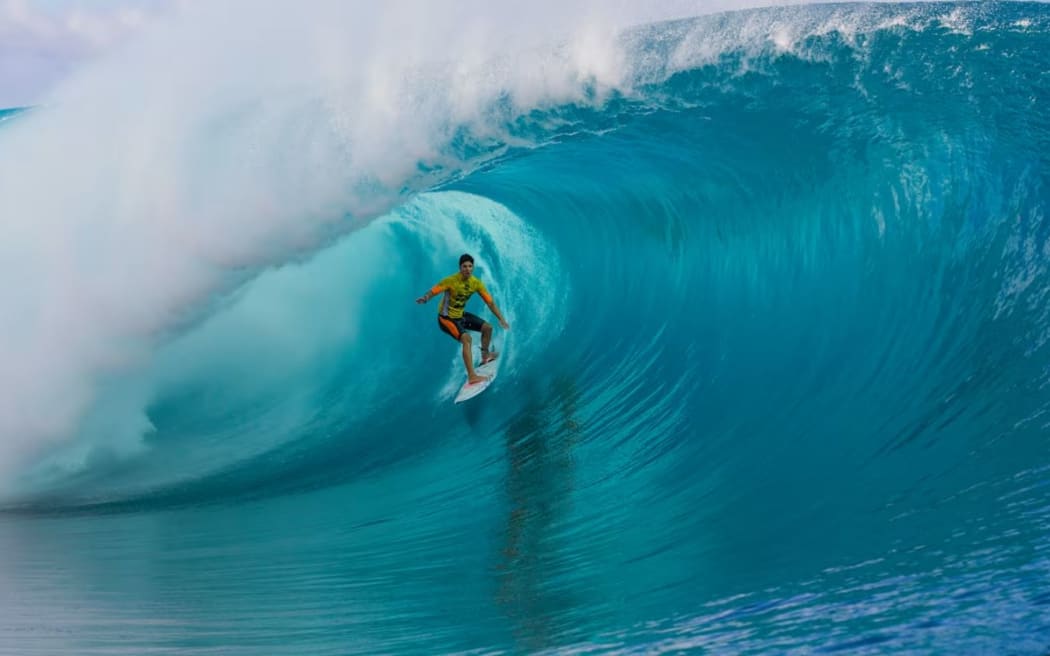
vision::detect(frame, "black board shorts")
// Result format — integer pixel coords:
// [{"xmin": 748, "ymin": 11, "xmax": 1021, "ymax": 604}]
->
[{"xmin": 438, "ymin": 312, "xmax": 485, "ymax": 341}]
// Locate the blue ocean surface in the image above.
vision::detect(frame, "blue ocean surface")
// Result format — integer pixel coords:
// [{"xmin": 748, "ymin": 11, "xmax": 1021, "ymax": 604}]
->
[{"xmin": 1, "ymin": 2, "xmax": 1050, "ymax": 654}]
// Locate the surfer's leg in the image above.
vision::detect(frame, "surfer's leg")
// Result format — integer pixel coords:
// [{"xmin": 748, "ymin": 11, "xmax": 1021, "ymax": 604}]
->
[
  {"xmin": 462, "ymin": 333, "xmax": 489, "ymax": 384},
  {"xmin": 461, "ymin": 312, "xmax": 498, "ymax": 365},
  {"xmin": 442, "ymin": 315, "xmax": 486, "ymax": 383},
  {"xmin": 462, "ymin": 313, "xmax": 496, "ymax": 362},
  {"xmin": 480, "ymin": 321, "xmax": 498, "ymax": 364}
]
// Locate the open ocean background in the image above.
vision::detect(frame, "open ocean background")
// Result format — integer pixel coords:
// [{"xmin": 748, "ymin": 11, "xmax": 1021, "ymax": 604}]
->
[{"xmin": 1, "ymin": 2, "xmax": 1049, "ymax": 653}]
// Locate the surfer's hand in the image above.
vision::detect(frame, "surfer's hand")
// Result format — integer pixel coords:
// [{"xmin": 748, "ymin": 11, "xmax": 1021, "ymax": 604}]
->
[
  {"xmin": 416, "ymin": 295, "xmax": 427, "ymax": 304},
  {"xmin": 500, "ymin": 319, "xmax": 510, "ymax": 330}
]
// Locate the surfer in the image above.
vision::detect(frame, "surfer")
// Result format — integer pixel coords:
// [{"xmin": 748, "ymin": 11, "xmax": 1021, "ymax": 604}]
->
[{"xmin": 417, "ymin": 253, "xmax": 510, "ymax": 384}]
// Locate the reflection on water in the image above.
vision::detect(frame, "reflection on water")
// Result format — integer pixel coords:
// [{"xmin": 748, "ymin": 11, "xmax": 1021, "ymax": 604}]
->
[{"xmin": 496, "ymin": 376, "xmax": 583, "ymax": 652}]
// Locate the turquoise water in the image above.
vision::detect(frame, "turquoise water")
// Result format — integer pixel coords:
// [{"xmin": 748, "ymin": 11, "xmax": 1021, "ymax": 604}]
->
[{"xmin": 2, "ymin": 2, "xmax": 1050, "ymax": 654}]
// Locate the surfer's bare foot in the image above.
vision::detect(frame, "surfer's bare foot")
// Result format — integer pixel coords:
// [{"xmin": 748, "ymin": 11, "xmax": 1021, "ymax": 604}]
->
[
  {"xmin": 468, "ymin": 374, "xmax": 490, "ymax": 385},
  {"xmin": 481, "ymin": 351, "xmax": 499, "ymax": 364}
]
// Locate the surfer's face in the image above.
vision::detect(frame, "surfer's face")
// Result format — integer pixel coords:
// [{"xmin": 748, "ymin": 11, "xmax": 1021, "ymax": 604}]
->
[{"xmin": 459, "ymin": 261, "xmax": 474, "ymax": 278}]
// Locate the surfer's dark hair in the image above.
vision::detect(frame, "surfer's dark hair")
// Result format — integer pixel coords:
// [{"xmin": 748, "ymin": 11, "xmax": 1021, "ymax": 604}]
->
[{"xmin": 459, "ymin": 253, "xmax": 475, "ymax": 265}]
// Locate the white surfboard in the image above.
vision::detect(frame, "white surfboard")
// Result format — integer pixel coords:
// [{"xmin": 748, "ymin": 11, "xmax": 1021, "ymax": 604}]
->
[{"xmin": 454, "ymin": 356, "xmax": 500, "ymax": 404}]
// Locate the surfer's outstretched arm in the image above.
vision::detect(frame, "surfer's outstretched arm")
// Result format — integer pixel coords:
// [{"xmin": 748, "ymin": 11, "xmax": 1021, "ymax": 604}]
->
[{"xmin": 416, "ymin": 286, "xmax": 439, "ymax": 304}]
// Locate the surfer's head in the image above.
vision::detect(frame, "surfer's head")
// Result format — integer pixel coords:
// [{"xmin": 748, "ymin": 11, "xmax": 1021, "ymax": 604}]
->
[{"xmin": 459, "ymin": 253, "xmax": 475, "ymax": 278}]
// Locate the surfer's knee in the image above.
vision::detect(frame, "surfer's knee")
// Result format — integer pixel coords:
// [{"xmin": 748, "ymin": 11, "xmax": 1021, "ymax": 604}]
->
[{"xmin": 461, "ymin": 333, "xmax": 473, "ymax": 345}]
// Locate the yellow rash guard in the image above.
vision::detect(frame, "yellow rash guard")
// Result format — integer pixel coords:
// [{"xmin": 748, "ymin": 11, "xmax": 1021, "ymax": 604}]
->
[{"xmin": 429, "ymin": 274, "xmax": 492, "ymax": 319}]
